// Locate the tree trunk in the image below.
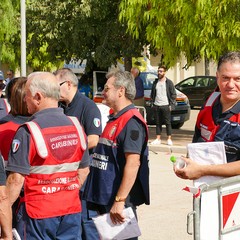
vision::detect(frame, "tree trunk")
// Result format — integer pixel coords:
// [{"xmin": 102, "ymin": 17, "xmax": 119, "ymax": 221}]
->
[
  {"xmin": 124, "ymin": 56, "xmax": 132, "ymax": 72},
  {"xmin": 204, "ymin": 57, "xmax": 210, "ymax": 75}
]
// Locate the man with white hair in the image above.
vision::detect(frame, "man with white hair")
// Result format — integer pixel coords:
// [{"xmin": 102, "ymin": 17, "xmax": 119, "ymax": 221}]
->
[
  {"xmin": 131, "ymin": 67, "xmax": 145, "ymax": 106},
  {"xmin": 6, "ymin": 72, "xmax": 89, "ymax": 239}
]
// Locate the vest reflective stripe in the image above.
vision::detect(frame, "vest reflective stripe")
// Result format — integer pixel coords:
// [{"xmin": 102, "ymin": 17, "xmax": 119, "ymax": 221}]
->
[
  {"xmin": 26, "ymin": 121, "xmax": 48, "ymax": 158},
  {"xmin": 98, "ymin": 137, "xmax": 117, "ymax": 147},
  {"xmin": 69, "ymin": 116, "xmax": 87, "ymax": 150},
  {"xmin": 30, "ymin": 161, "xmax": 80, "ymax": 174},
  {"xmin": 26, "ymin": 116, "xmax": 86, "ymax": 158},
  {"xmin": 205, "ymin": 92, "xmax": 220, "ymax": 107}
]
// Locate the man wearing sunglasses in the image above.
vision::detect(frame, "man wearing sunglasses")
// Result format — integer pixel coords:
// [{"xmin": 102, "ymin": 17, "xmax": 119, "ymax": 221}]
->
[{"xmin": 54, "ymin": 68, "xmax": 102, "ymax": 240}]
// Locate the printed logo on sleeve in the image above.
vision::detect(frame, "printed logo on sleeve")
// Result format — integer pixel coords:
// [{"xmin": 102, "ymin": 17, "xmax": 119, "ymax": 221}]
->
[
  {"xmin": 12, "ymin": 139, "xmax": 21, "ymax": 153},
  {"xmin": 93, "ymin": 118, "xmax": 101, "ymax": 128}
]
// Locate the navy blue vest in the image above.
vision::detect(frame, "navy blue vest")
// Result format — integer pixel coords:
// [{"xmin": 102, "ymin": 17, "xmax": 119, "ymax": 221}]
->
[{"xmin": 84, "ymin": 108, "xmax": 150, "ymax": 206}]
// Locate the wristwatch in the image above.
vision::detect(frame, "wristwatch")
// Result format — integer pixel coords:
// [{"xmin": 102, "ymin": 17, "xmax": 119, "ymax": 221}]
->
[{"xmin": 115, "ymin": 196, "xmax": 126, "ymax": 202}]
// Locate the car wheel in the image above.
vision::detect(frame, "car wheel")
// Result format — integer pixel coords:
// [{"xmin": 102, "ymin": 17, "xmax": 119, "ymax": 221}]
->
[{"xmin": 171, "ymin": 122, "xmax": 184, "ymax": 129}]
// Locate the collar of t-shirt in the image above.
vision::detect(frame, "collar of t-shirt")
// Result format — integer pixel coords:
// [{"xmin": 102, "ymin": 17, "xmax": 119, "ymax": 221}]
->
[
  {"xmin": 108, "ymin": 104, "xmax": 135, "ymax": 121},
  {"xmin": 213, "ymin": 96, "xmax": 240, "ymax": 124}
]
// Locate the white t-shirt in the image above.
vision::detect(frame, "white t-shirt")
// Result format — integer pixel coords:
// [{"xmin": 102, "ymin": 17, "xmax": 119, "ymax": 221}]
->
[{"xmin": 154, "ymin": 80, "xmax": 169, "ymax": 106}]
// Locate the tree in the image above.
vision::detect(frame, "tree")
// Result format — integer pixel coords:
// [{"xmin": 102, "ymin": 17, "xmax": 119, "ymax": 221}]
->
[
  {"xmin": 0, "ymin": 0, "xmax": 19, "ymax": 69},
  {"xmin": 119, "ymin": 0, "xmax": 240, "ymax": 67},
  {"xmin": 26, "ymin": 0, "xmax": 149, "ymax": 71}
]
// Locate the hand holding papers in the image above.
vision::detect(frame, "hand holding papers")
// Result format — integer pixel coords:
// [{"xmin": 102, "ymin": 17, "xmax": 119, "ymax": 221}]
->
[
  {"xmin": 92, "ymin": 207, "xmax": 141, "ymax": 240},
  {"xmin": 187, "ymin": 141, "xmax": 227, "ymax": 187}
]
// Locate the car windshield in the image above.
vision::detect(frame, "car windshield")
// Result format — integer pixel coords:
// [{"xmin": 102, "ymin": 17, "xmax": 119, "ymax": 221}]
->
[{"xmin": 140, "ymin": 72, "xmax": 157, "ymax": 90}]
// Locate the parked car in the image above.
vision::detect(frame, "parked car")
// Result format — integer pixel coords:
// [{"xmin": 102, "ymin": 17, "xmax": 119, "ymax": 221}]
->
[
  {"xmin": 140, "ymin": 72, "xmax": 190, "ymax": 129},
  {"xmin": 175, "ymin": 76, "xmax": 217, "ymax": 108},
  {"xmin": 92, "ymin": 71, "xmax": 191, "ymax": 129}
]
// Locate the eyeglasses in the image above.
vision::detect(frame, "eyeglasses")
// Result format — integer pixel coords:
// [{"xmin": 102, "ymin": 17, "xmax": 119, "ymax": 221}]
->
[{"xmin": 59, "ymin": 81, "xmax": 67, "ymax": 86}]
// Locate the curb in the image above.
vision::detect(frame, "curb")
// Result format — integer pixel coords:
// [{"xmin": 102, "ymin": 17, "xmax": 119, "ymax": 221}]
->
[{"xmin": 148, "ymin": 144, "xmax": 187, "ymax": 154}]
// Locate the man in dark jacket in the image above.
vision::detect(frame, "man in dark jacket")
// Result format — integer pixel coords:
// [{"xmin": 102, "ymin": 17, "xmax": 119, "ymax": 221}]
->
[{"xmin": 150, "ymin": 65, "xmax": 176, "ymax": 146}]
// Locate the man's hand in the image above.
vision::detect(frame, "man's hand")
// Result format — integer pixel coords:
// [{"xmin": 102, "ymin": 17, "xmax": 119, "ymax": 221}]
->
[
  {"xmin": 77, "ymin": 167, "xmax": 89, "ymax": 189},
  {"xmin": 174, "ymin": 156, "xmax": 203, "ymax": 180},
  {"xmin": 110, "ymin": 201, "xmax": 125, "ymax": 224}
]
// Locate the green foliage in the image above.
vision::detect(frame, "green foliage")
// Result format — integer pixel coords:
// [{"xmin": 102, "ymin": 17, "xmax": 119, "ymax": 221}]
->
[
  {"xmin": 0, "ymin": 0, "xmax": 19, "ymax": 69},
  {"xmin": 119, "ymin": 0, "xmax": 240, "ymax": 67},
  {"xmin": 26, "ymin": 0, "xmax": 149, "ymax": 71}
]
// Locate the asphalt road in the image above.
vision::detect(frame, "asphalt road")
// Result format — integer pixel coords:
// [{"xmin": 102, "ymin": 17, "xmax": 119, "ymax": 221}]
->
[{"xmin": 137, "ymin": 109, "xmax": 200, "ymax": 239}]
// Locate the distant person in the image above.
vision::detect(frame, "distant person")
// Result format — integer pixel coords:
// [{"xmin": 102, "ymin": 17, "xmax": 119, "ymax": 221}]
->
[
  {"xmin": 131, "ymin": 67, "xmax": 145, "ymax": 106},
  {"xmin": 175, "ymin": 51, "xmax": 240, "ymax": 180},
  {"xmin": 6, "ymin": 72, "xmax": 89, "ymax": 239},
  {"xmin": 84, "ymin": 70, "xmax": 150, "ymax": 240},
  {"xmin": 78, "ymin": 74, "xmax": 93, "ymax": 99},
  {"xmin": 54, "ymin": 68, "xmax": 102, "ymax": 240},
  {"xmin": 150, "ymin": 65, "xmax": 176, "ymax": 146},
  {"xmin": 4, "ymin": 69, "xmax": 14, "ymax": 86},
  {"xmin": 0, "ymin": 71, "xmax": 10, "ymax": 119}
]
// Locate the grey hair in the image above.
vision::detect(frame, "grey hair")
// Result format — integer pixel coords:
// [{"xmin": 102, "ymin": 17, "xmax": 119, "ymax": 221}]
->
[
  {"xmin": 217, "ymin": 51, "xmax": 240, "ymax": 71},
  {"xmin": 53, "ymin": 68, "xmax": 78, "ymax": 86},
  {"xmin": 106, "ymin": 70, "xmax": 136, "ymax": 100},
  {"xmin": 28, "ymin": 72, "xmax": 60, "ymax": 101}
]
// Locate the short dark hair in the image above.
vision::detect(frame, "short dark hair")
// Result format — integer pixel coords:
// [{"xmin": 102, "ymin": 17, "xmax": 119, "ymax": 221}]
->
[
  {"xmin": 217, "ymin": 51, "xmax": 240, "ymax": 71},
  {"xmin": 158, "ymin": 65, "xmax": 167, "ymax": 71}
]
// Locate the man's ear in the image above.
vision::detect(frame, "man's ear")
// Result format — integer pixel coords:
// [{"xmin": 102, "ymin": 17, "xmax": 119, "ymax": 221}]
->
[{"xmin": 33, "ymin": 92, "xmax": 42, "ymax": 104}]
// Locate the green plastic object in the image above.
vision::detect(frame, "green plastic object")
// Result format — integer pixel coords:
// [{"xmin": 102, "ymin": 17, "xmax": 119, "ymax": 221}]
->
[{"xmin": 170, "ymin": 155, "xmax": 177, "ymax": 163}]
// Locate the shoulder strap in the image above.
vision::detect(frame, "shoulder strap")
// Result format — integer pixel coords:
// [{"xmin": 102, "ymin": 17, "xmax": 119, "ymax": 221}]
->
[
  {"xmin": 68, "ymin": 116, "xmax": 87, "ymax": 150},
  {"xmin": 25, "ymin": 121, "xmax": 48, "ymax": 158},
  {"xmin": 205, "ymin": 92, "xmax": 220, "ymax": 107}
]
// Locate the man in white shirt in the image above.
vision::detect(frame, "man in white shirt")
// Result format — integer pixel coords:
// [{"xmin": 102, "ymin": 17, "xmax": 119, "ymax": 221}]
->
[{"xmin": 150, "ymin": 65, "xmax": 176, "ymax": 146}]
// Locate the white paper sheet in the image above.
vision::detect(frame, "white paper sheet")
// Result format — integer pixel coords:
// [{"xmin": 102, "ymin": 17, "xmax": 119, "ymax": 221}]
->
[
  {"xmin": 187, "ymin": 141, "xmax": 227, "ymax": 187},
  {"xmin": 92, "ymin": 207, "xmax": 141, "ymax": 240}
]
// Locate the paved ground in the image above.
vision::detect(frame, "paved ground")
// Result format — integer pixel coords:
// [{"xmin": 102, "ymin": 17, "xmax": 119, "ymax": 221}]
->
[
  {"xmin": 138, "ymin": 151, "xmax": 193, "ymax": 240},
  {"xmin": 137, "ymin": 110, "xmax": 200, "ymax": 239},
  {"xmin": 148, "ymin": 109, "xmax": 200, "ymax": 154}
]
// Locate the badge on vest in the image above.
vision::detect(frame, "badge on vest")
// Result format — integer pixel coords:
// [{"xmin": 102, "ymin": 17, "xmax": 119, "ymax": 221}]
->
[
  {"xmin": 12, "ymin": 139, "xmax": 20, "ymax": 153},
  {"xmin": 109, "ymin": 125, "xmax": 117, "ymax": 138},
  {"xmin": 200, "ymin": 126, "xmax": 212, "ymax": 141}
]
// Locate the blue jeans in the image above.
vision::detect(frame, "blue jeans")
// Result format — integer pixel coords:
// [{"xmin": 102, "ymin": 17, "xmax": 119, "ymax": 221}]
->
[
  {"xmin": 81, "ymin": 198, "xmax": 100, "ymax": 240},
  {"xmin": 15, "ymin": 203, "xmax": 82, "ymax": 240}
]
